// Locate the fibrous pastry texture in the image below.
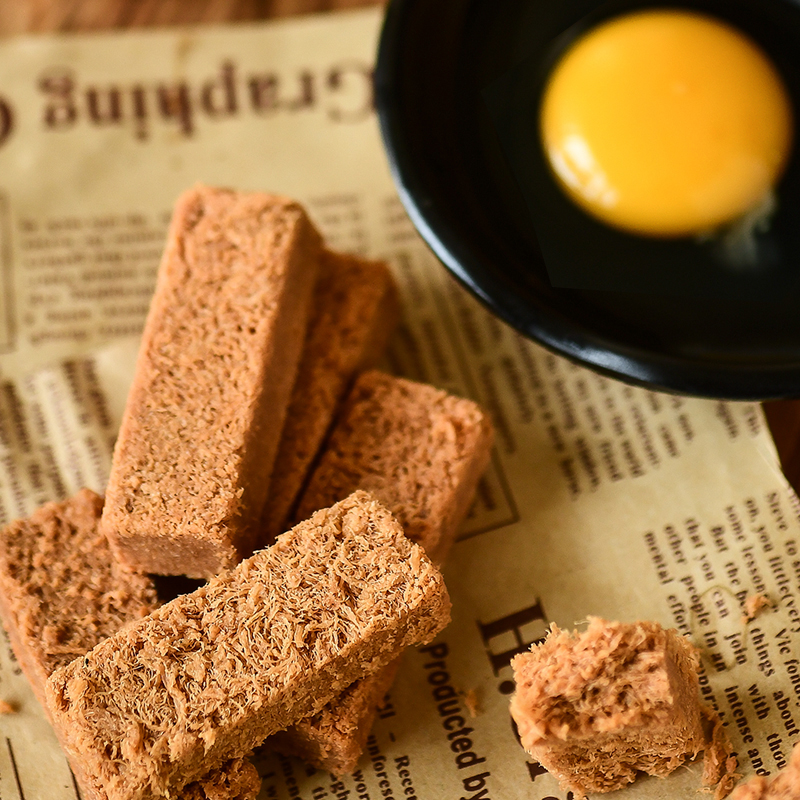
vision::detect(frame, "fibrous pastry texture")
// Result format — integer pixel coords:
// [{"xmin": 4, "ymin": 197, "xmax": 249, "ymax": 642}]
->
[
  {"xmin": 268, "ymin": 658, "xmax": 402, "ymax": 774},
  {"xmin": 510, "ymin": 617, "xmax": 706, "ymax": 796},
  {"xmin": 46, "ymin": 491, "xmax": 450, "ymax": 800}
]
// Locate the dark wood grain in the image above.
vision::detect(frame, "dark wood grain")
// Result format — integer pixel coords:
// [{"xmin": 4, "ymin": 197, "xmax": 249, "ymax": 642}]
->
[
  {"xmin": 763, "ymin": 400, "xmax": 800, "ymax": 489},
  {"xmin": 0, "ymin": 0, "xmax": 383, "ymax": 35}
]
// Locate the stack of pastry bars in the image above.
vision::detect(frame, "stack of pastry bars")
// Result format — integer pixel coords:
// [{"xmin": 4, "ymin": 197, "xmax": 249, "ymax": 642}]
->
[{"xmin": 0, "ymin": 186, "xmax": 494, "ymax": 800}]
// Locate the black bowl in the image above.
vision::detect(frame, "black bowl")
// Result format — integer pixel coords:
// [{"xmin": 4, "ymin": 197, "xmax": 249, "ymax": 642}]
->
[{"xmin": 374, "ymin": 0, "xmax": 800, "ymax": 399}]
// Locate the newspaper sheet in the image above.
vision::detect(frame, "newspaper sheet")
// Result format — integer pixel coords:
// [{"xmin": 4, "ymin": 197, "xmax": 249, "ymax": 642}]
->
[{"xmin": 0, "ymin": 9, "xmax": 799, "ymax": 800}]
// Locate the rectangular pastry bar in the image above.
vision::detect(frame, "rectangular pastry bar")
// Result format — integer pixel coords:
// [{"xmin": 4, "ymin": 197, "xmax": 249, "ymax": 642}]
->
[
  {"xmin": 272, "ymin": 371, "xmax": 493, "ymax": 773},
  {"xmin": 260, "ymin": 251, "xmax": 399, "ymax": 542},
  {"xmin": 101, "ymin": 185, "xmax": 321, "ymax": 578},
  {"xmin": 46, "ymin": 491, "xmax": 450, "ymax": 800},
  {"xmin": 294, "ymin": 369, "xmax": 494, "ymax": 564},
  {"xmin": 0, "ymin": 489, "xmax": 260, "ymax": 800}
]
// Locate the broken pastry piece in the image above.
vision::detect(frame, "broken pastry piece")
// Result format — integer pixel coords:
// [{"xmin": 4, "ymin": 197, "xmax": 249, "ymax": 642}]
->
[
  {"xmin": 0, "ymin": 489, "xmax": 260, "ymax": 800},
  {"xmin": 102, "ymin": 185, "xmax": 322, "ymax": 578},
  {"xmin": 510, "ymin": 618, "xmax": 706, "ymax": 796},
  {"xmin": 46, "ymin": 491, "xmax": 450, "ymax": 800},
  {"xmin": 269, "ymin": 371, "xmax": 493, "ymax": 774},
  {"xmin": 732, "ymin": 742, "xmax": 800, "ymax": 799},
  {"xmin": 260, "ymin": 251, "xmax": 400, "ymax": 543}
]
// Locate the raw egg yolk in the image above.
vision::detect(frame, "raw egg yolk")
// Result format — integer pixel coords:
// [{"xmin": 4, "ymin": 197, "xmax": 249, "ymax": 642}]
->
[{"xmin": 539, "ymin": 10, "xmax": 794, "ymax": 237}]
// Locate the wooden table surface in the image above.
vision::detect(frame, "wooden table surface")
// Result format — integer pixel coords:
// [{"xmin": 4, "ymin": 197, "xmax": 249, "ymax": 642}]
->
[
  {"xmin": 0, "ymin": 0, "xmax": 382, "ymax": 34},
  {"xmin": 3, "ymin": 0, "xmax": 800, "ymax": 489}
]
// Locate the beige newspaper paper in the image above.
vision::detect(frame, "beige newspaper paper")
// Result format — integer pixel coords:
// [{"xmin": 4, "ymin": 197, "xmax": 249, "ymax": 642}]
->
[{"xmin": 0, "ymin": 9, "xmax": 799, "ymax": 800}]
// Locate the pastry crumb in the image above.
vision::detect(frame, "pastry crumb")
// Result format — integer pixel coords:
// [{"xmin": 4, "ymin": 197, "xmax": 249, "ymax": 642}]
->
[
  {"xmin": 741, "ymin": 594, "xmax": 774, "ymax": 623},
  {"xmin": 701, "ymin": 706, "xmax": 741, "ymax": 799},
  {"xmin": 0, "ymin": 700, "xmax": 15, "ymax": 714},
  {"xmin": 462, "ymin": 688, "xmax": 481, "ymax": 718}
]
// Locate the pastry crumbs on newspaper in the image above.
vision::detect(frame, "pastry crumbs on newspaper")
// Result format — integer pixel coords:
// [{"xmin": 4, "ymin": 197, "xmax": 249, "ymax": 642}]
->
[{"xmin": 741, "ymin": 593, "xmax": 775, "ymax": 623}]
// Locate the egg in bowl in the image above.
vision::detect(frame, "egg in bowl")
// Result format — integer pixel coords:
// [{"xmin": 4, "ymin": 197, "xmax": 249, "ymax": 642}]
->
[{"xmin": 539, "ymin": 9, "xmax": 794, "ymax": 240}]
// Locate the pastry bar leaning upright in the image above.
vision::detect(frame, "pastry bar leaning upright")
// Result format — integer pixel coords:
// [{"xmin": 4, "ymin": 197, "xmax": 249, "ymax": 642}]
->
[
  {"xmin": 510, "ymin": 617, "xmax": 706, "ymax": 796},
  {"xmin": 102, "ymin": 185, "xmax": 321, "ymax": 578},
  {"xmin": 0, "ymin": 489, "xmax": 260, "ymax": 800},
  {"xmin": 260, "ymin": 251, "xmax": 400, "ymax": 542},
  {"xmin": 46, "ymin": 491, "xmax": 450, "ymax": 800}
]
